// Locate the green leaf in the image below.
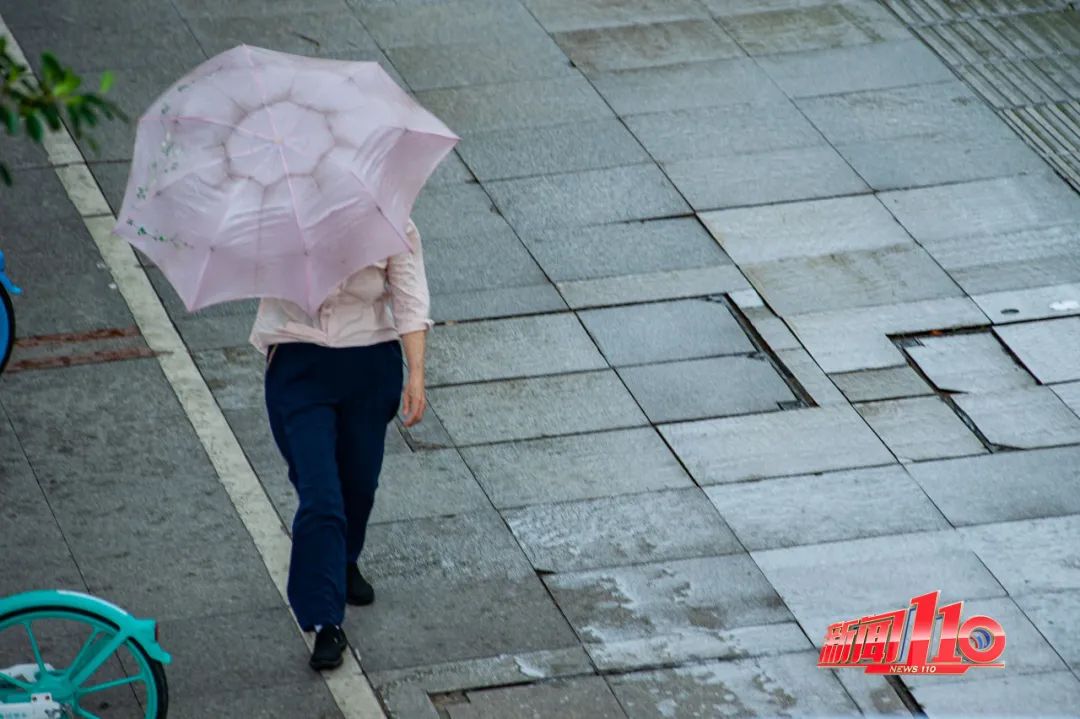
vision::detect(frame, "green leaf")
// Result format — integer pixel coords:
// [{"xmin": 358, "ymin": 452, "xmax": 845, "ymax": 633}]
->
[
  {"xmin": 0, "ymin": 104, "xmax": 15, "ymax": 135},
  {"xmin": 99, "ymin": 70, "xmax": 114, "ymax": 94},
  {"xmin": 54, "ymin": 70, "xmax": 81, "ymax": 96},
  {"xmin": 0, "ymin": 163, "xmax": 11, "ymax": 186},
  {"xmin": 41, "ymin": 52, "xmax": 62, "ymax": 84},
  {"xmin": 24, "ymin": 112, "xmax": 42, "ymax": 142},
  {"xmin": 42, "ymin": 104, "xmax": 61, "ymax": 131}
]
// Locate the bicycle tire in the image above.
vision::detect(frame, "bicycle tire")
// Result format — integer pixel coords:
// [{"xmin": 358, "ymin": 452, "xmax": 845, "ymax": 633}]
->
[
  {"xmin": 0, "ymin": 606, "xmax": 168, "ymax": 719},
  {"xmin": 0, "ymin": 283, "xmax": 13, "ymax": 375}
]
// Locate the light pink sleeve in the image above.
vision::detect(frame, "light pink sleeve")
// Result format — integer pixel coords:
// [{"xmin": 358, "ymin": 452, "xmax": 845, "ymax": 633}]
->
[{"xmin": 387, "ymin": 218, "xmax": 435, "ymax": 335}]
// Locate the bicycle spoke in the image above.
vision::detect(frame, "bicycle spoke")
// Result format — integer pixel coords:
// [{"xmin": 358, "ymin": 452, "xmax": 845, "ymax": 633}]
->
[
  {"xmin": 22, "ymin": 620, "xmax": 46, "ymax": 673},
  {"xmin": 68, "ymin": 632, "xmax": 127, "ymax": 688},
  {"xmin": 79, "ymin": 673, "xmax": 143, "ymax": 696},
  {"xmin": 66, "ymin": 629, "xmax": 103, "ymax": 680}
]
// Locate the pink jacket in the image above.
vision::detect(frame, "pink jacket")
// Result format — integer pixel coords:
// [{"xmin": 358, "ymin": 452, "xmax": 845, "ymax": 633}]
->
[{"xmin": 248, "ymin": 219, "xmax": 434, "ymax": 355}]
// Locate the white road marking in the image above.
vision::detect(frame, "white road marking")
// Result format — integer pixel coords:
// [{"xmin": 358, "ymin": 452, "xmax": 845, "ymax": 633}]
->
[{"xmin": 0, "ymin": 16, "xmax": 386, "ymax": 718}]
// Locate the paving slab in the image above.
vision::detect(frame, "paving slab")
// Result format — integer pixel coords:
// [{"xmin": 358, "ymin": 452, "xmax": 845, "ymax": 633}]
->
[
  {"xmin": 753, "ymin": 530, "xmax": 1008, "ymax": 641},
  {"xmin": 558, "ymin": 265, "xmax": 751, "ymax": 309},
  {"xmin": 660, "ymin": 405, "xmax": 894, "ymax": 483},
  {"xmin": 554, "ymin": 18, "xmax": 742, "ymax": 74},
  {"xmin": 371, "ymin": 647, "xmax": 595, "ymax": 719},
  {"xmin": 522, "ymin": 0, "xmax": 710, "ymax": 33},
  {"xmin": 456, "ymin": 119, "xmax": 649, "ymax": 181},
  {"xmin": 973, "ymin": 282, "xmax": 1080, "ymax": 325},
  {"xmin": 1014, "ymin": 590, "xmax": 1080, "ymax": 673},
  {"xmin": 415, "ymin": 75, "xmax": 613, "ymax": 133},
  {"xmin": 387, "ymin": 35, "xmax": 575, "ymax": 92},
  {"xmin": 666, "ymin": 144, "xmax": 869, "ymax": 211},
  {"xmin": 521, "ymin": 217, "xmax": 731, "ymax": 283},
  {"xmin": 744, "ymin": 244, "xmax": 964, "ymax": 316},
  {"xmin": 0, "ymin": 359, "xmax": 211, "ymax": 477},
  {"xmin": 590, "ymin": 57, "xmax": 788, "ymax": 116},
  {"xmin": 702, "ymin": 0, "xmax": 840, "ymax": 16},
  {"xmin": 835, "ymin": 132, "xmax": 1049, "ymax": 190},
  {"xmin": 431, "ymin": 284, "xmax": 568, "ymax": 322},
  {"xmin": 607, "ymin": 652, "xmax": 859, "ymax": 719},
  {"xmin": 504, "ymin": 488, "xmax": 741, "ymax": 573},
  {"xmin": 880, "ymin": 171, "xmax": 1080, "ymax": 245},
  {"xmin": 15, "ymin": 20, "xmax": 204, "ymax": 74},
  {"xmin": 172, "ymin": 312, "xmax": 259, "ymax": 351},
  {"xmin": 706, "ymin": 465, "xmax": 949, "ymax": 550},
  {"xmin": 775, "ymin": 347, "xmax": 846, "ymax": 406},
  {"xmin": 460, "ymin": 427, "xmax": 693, "ymax": 508},
  {"xmin": 485, "ymin": 164, "xmax": 690, "ymax": 232},
  {"xmin": 797, "ymin": 81, "xmax": 1009, "ymax": 146},
  {"xmin": 0, "ymin": 0, "xmax": 185, "ymax": 29},
  {"xmin": 911, "ymin": 436, "xmax": 1080, "ymax": 526},
  {"xmin": 830, "ymin": 365, "xmax": 933, "ymax": 402},
  {"xmin": 224, "ymin": 406, "xmax": 299, "ymax": 523},
  {"xmin": 700, "ymin": 194, "xmax": 913, "ymax": 265},
  {"xmin": 173, "ymin": 0, "xmax": 350, "ymax": 19},
  {"xmin": 351, "ymin": 511, "xmax": 579, "ymax": 671},
  {"xmin": 370, "ymin": 449, "xmax": 492, "ymax": 525},
  {"xmin": 757, "ymin": 39, "xmax": 954, "ymax": 97},
  {"xmin": 832, "ymin": 671, "xmax": 911, "ymax": 717},
  {"xmin": 579, "ymin": 298, "xmax": 753, "ymax": 367},
  {"xmin": 423, "ymin": 225, "xmax": 548, "ymax": 295},
  {"xmin": 169, "ymin": 682, "xmax": 343, "ymax": 719},
  {"xmin": 1052, "ymin": 380, "xmax": 1080, "ymax": 416},
  {"xmin": 904, "ymin": 331, "xmax": 1037, "ymax": 393},
  {"xmin": 413, "ymin": 182, "xmax": 510, "ymax": 241},
  {"xmin": 427, "ymin": 370, "xmax": 647, "ymax": 445},
  {"xmin": 954, "ymin": 386, "xmax": 1080, "ymax": 449},
  {"xmin": 192, "ymin": 345, "xmax": 265, "ymax": 410},
  {"xmin": 153, "ymin": 607, "xmax": 324, "ymax": 697},
  {"xmin": 625, "ymin": 100, "xmax": 823, "ymax": 163},
  {"xmin": 856, "ymin": 396, "xmax": 987, "ymax": 462},
  {"xmin": 619, "ymin": 355, "xmax": 795, "ymax": 422},
  {"xmin": 912, "ymin": 672, "xmax": 1080, "ymax": 717},
  {"xmin": 718, "ymin": 1, "xmax": 910, "ymax": 55},
  {"xmin": 356, "ymin": 0, "xmax": 549, "ymax": 49},
  {"xmin": 185, "ymin": 10, "xmax": 379, "ymax": 58},
  {"xmin": 77, "ymin": 531, "xmax": 283, "ymax": 622},
  {"xmin": 425, "ymin": 313, "xmax": 606, "ymax": 386},
  {"xmin": 960, "ymin": 514, "xmax": 1080, "ymax": 595},
  {"xmin": 446, "ymin": 677, "xmax": 626, "ymax": 719},
  {"xmin": 994, "ymin": 317, "xmax": 1080, "ymax": 384},
  {"xmin": 545, "ymin": 554, "xmax": 792, "ymax": 650},
  {"xmin": 787, "ymin": 297, "xmax": 990, "ymax": 373}
]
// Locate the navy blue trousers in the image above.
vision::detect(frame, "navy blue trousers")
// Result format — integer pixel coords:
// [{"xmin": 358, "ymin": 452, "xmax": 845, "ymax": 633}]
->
[{"xmin": 264, "ymin": 339, "xmax": 403, "ymax": 630}]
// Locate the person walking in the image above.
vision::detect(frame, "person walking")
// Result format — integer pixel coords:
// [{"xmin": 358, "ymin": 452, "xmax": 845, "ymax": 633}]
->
[{"xmin": 249, "ymin": 217, "xmax": 434, "ymax": 671}]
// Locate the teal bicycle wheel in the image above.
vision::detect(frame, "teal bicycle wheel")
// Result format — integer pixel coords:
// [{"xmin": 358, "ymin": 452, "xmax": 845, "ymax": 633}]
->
[
  {"xmin": 0, "ymin": 607, "xmax": 167, "ymax": 719},
  {"xmin": 0, "ymin": 283, "xmax": 13, "ymax": 375}
]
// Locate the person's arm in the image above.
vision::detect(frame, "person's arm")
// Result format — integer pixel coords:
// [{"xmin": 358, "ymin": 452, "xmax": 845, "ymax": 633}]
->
[{"xmin": 387, "ymin": 219, "xmax": 434, "ymax": 427}]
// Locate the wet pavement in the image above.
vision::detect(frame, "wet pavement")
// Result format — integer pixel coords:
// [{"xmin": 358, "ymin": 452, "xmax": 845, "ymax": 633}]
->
[{"xmin": 2, "ymin": 0, "xmax": 1080, "ymax": 717}]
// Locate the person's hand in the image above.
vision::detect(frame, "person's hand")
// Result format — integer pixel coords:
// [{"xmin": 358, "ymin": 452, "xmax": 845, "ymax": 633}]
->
[{"xmin": 400, "ymin": 370, "xmax": 426, "ymax": 427}]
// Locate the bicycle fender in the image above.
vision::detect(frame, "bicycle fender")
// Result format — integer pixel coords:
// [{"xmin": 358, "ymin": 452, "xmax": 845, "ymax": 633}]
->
[{"xmin": 0, "ymin": 590, "xmax": 171, "ymax": 664}]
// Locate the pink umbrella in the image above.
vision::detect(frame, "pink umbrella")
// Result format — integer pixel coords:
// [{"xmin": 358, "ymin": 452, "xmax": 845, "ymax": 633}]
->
[{"xmin": 114, "ymin": 45, "xmax": 459, "ymax": 315}]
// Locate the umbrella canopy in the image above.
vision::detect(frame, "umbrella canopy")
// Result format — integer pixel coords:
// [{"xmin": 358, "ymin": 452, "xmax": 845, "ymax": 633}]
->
[{"xmin": 114, "ymin": 45, "xmax": 458, "ymax": 315}]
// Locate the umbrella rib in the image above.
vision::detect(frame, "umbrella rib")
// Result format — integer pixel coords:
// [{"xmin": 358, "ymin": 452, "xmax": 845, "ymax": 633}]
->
[
  {"xmin": 320, "ymin": 150, "xmax": 409, "ymax": 251},
  {"xmin": 242, "ymin": 44, "xmax": 316, "ymax": 313}
]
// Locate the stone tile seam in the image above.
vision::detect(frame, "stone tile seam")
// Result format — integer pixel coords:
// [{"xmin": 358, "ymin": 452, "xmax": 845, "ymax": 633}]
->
[{"xmin": 0, "ymin": 13, "xmax": 387, "ymax": 719}]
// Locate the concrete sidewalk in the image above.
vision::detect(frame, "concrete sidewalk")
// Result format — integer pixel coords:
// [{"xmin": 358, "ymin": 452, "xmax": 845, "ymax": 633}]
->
[{"xmin": 2, "ymin": 0, "xmax": 1079, "ymax": 717}]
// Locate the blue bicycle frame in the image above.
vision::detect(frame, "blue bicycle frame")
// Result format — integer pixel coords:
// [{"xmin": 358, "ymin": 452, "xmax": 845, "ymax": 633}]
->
[{"xmin": 0, "ymin": 249, "xmax": 20, "ymax": 375}]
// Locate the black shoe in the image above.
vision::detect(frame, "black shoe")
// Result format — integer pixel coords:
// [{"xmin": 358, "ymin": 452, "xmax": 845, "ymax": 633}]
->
[
  {"xmin": 346, "ymin": 564, "xmax": 375, "ymax": 606},
  {"xmin": 309, "ymin": 626, "xmax": 347, "ymax": 671}
]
